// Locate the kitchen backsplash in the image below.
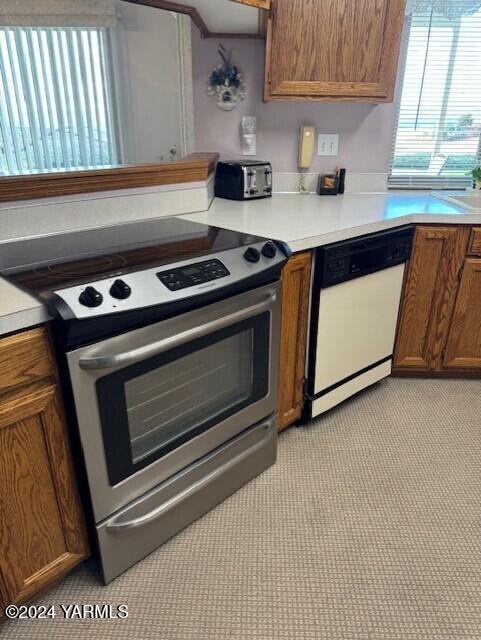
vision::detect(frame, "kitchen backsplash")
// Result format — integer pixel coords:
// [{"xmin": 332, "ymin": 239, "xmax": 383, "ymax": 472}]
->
[{"xmin": 272, "ymin": 172, "xmax": 389, "ymax": 194}]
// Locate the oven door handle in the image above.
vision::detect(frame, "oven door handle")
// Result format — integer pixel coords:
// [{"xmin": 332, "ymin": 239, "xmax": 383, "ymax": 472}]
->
[
  {"xmin": 78, "ymin": 290, "xmax": 277, "ymax": 371},
  {"xmin": 105, "ymin": 420, "xmax": 273, "ymax": 534}
]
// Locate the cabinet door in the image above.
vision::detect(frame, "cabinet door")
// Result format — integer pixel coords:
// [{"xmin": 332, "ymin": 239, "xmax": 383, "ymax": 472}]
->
[
  {"xmin": 443, "ymin": 259, "xmax": 481, "ymax": 370},
  {"xmin": 265, "ymin": 0, "xmax": 406, "ymax": 102},
  {"xmin": 278, "ymin": 251, "xmax": 312, "ymax": 431},
  {"xmin": 394, "ymin": 226, "xmax": 470, "ymax": 373},
  {"xmin": 0, "ymin": 329, "xmax": 89, "ymax": 610}
]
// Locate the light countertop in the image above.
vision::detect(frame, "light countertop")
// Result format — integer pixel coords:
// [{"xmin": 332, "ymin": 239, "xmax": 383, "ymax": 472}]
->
[
  {"xmin": 1, "ymin": 191, "xmax": 479, "ymax": 338},
  {"xmin": 0, "ymin": 277, "xmax": 51, "ymax": 337},
  {"xmin": 182, "ymin": 192, "xmax": 479, "ymax": 252}
]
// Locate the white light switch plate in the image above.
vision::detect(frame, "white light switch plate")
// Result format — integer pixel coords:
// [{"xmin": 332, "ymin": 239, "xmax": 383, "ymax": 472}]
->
[{"xmin": 318, "ymin": 134, "xmax": 339, "ymax": 156}]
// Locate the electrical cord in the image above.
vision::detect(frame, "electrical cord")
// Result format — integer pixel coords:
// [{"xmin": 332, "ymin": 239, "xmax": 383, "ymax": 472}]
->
[{"xmin": 298, "ymin": 168, "xmax": 310, "ymax": 194}]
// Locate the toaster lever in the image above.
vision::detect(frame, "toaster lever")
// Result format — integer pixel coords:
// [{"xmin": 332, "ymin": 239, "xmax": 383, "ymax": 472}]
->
[
  {"xmin": 265, "ymin": 168, "xmax": 272, "ymax": 189},
  {"xmin": 248, "ymin": 169, "xmax": 257, "ymax": 193}
]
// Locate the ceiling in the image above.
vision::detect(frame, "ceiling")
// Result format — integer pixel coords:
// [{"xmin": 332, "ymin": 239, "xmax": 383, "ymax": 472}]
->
[{"xmin": 185, "ymin": 0, "xmax": 260, "ymax": 34}]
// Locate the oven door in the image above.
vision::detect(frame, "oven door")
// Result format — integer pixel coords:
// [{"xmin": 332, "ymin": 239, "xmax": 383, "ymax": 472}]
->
[{"xmin": 67, "ymin": 282, "xmax": 281, "ymax": 523}]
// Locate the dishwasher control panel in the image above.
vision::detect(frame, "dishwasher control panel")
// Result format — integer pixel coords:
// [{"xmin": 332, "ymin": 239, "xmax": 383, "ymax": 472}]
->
[{"xmin": 319, "ymin": 226, "xmax": 414, "ymax": 288}]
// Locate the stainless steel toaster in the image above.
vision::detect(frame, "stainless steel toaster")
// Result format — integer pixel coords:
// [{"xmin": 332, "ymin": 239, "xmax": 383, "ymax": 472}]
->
[{"xmin": 215, "ymin": 161, "xmax": 273, "ymax": 201}]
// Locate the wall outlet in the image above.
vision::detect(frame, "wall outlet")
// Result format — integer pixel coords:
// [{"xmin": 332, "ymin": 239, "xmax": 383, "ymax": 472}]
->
[{"xmin": 318, "ymin": 134, "xmax": 339, "ymax": 156}]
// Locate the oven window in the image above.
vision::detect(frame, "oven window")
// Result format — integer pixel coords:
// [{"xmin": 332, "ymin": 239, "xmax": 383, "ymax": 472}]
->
[
  {"xmin": 125, "ymin": 330, "xmax": 253, "ymax": 464},
  {"xmin": 96, "ymin": 313, "xmax": 270, "ymax": 485}
]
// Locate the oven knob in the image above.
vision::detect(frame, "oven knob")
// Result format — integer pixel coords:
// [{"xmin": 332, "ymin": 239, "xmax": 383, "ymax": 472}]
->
[
  {"xmin": 79, "ymin": 286, "xmax": 103, "ymax": 308},
  {"xmin": 261, "ymin": 242, "xmax": 277, "ymax": 259},
  {"xmin": 110, "ymin": 279, "xmax": 132, "ymax": 300},
  {"xmin": 244, "ymin": 247, "xmax": 261, "ymax": 263}
]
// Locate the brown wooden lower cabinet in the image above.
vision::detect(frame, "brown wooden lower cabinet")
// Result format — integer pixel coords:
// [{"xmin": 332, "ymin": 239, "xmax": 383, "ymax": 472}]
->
[
  {"xmin": 393, "ymin": 226, "xmax": 470, "ymax": 374},
  {"xmin": 393, "ymin": 225, "xmax": 481, "ymax": 377},
  {"xmin": 278, "ymin": 251, "xmax": 312, "ymax": 431},
  {"xmin": 443, "ymin": 258, "xmax": 481, "ymax": 370},
  {"xmin": 0, "ymin": 328, "xmax": 89, "ymax": 614}
]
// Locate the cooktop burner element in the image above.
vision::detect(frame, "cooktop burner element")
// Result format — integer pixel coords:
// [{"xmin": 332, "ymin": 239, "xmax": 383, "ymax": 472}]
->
[
  {"xmin": 1, "ymin": 217, "xmax": 289, "ymax": 322},
  {"xmin": 33, "ymin": 254, "xmax": 127, "ymax": 279}
]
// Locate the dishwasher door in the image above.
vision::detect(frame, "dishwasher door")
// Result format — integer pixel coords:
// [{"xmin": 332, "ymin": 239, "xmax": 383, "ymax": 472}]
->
[{"xmin": 311, "ymin": 263, "xmax": 405, "ymax": 417}]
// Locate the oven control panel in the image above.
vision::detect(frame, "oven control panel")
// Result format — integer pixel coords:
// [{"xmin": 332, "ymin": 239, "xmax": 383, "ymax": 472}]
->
[
  {"xmin": 157, "ymin": 259, "xmax": 230, "ymax": 292},
  {"xmin": 48, "ymin": 241, "xmax": 289, "ymax": 320}
]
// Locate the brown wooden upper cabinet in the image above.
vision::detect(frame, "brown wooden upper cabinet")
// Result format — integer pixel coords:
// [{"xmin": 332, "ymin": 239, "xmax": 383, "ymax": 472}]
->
[
  {"xmin": 264, "ymin": 0, "xmax": 406, "ymax": 102},
  {"xmin": 232, "ymin": 0, "xmax": 271, "ymax": 8}
]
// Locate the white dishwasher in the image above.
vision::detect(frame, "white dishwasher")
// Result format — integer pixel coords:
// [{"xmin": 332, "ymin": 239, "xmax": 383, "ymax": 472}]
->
[{"xmin": 305, "ymin": 226, "xmax": 414, "ymax": 419}]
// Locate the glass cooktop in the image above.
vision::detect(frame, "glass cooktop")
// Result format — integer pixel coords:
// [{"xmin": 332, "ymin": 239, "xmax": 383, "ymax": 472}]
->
[{"xmin": 0, "ymin": 217, "xmax": 265, "ymax": 295}]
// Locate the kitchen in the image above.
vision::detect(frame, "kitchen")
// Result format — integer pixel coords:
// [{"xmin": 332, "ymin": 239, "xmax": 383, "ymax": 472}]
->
[{"xmin": 0, "ymin": 0, "xmax": 480, "ymax": 638}]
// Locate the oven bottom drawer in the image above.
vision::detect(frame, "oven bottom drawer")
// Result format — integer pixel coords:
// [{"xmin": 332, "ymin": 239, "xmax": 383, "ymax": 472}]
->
[{"xmin": 96, "ymin": 416, "xmax": 277, "ymax": 583}]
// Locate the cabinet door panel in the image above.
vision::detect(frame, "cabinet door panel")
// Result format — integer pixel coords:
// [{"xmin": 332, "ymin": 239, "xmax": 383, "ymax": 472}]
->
[
  {"xmin": 0, "ymin": 385, "xmax": 88, "ymax": 607},
  {"xmin": 0, "ymin": 328, "xmax": 54, "ymax": 398},
  {"xmin": 265, "ymin": 0, "xmax": 405, "ymax": 102},
  {"xmin": 278, "ymin": 252, "xmax": 312, "ymax": 431},
  {"xmin": 394, "ymin": 226, "xmax": 470, "ymax": 372},
  {"xmin": 443, "ymin": 259, "xmax": 481, "ymax": 370},
  {"xmin": 468, "ymin": 227, "xmax": 481, "ymax": 256}
]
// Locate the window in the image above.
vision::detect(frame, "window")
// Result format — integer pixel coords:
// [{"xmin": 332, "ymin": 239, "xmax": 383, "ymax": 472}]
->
[
  {"xmin": 0, "ymin": 27, "xmax": 119, "ymax": 176},
  {"xmin": 389, "ymin": 2, "xmax": 481, "ymax": 189}
]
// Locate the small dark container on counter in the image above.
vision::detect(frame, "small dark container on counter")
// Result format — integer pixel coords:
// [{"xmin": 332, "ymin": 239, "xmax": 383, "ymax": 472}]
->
[{"xmin": 317, "ymin": 173, "xmax": 340, "ymax": 196}]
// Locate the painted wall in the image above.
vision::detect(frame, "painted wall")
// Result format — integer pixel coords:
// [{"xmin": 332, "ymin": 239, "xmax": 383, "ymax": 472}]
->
[
  {"xmin": 114, "ymin": 3, "xmax": 183, "ymax": 164},
  {"xmin": 192, "ymin": 27, "xmax": 401, "ymax": 176}
]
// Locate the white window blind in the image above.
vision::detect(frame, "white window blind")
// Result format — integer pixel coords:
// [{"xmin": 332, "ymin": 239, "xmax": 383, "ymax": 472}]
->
[
  {"xmin": 0, "ymin": 26, "xmax": 119, "ymax": 175},
  {"xmin": 389, "ymin": 1, "xmax": 481, "ymax": 189}
]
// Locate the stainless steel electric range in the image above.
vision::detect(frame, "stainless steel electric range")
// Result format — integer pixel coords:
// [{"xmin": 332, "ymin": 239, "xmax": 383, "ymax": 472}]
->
[{"xmin": 1, "ymin": 217, "xmax": 290, "ymax": 583}]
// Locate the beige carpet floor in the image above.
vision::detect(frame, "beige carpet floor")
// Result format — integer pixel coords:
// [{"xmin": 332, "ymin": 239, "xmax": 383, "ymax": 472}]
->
[{"xmin": 2, "ymin": 378, "xmax": 481, "ymax": 640}]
